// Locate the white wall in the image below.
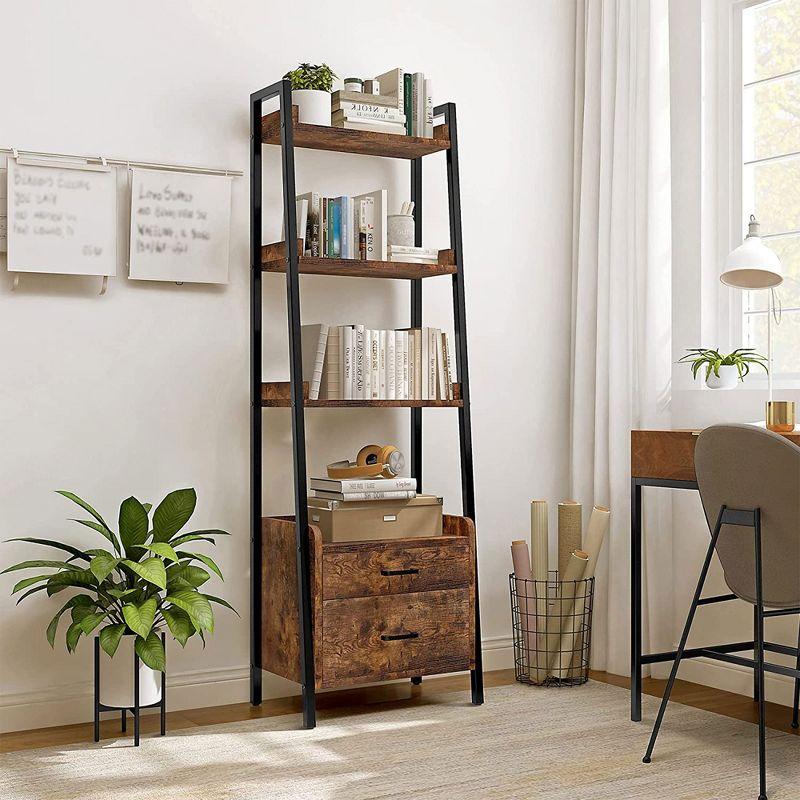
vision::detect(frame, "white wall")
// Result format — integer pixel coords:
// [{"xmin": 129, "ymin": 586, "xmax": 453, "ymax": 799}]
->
[{"xmin": 0, "ymin": 1, "xmax": 577, "ymax": 731}]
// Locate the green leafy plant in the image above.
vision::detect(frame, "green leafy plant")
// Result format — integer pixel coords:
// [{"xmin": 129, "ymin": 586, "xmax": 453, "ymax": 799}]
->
[
  {"xmin": 677, "ymin": 347, "xmax": 769, "ymax": 382},
  {"xmin": 3, "ymin": 489, "xmax": 237, "ymax": 671},
  {"xmin": 283, "ymin": 63, "xmax": 337, "ymax": 92}
]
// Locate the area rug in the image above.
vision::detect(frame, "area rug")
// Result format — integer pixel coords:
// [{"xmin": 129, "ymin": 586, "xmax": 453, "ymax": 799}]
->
[{"xmin": 2, "ymin": 681, "xmax": 797, "ymax": 800}]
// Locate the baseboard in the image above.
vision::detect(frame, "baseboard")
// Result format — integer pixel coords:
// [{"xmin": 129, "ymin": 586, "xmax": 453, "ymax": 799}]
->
[{"xmin": 0, "ymin": 636, "xmax": 515, "ymax": 733}]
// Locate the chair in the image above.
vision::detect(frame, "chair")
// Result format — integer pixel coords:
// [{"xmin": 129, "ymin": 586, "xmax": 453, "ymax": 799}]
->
[{"xmin": 642, "ymin": 424, "xmax": 800, "ymax": 800}]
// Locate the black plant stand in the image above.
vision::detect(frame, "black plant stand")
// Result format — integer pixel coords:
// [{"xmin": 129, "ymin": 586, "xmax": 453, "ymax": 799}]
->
[{"xmin": 93, "ymin": 634, "xmax": 166, "ymax": 746}]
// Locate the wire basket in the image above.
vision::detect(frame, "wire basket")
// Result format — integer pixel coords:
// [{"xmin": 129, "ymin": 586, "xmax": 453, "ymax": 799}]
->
[{"xmin": 509, "ymin": 570, "xmax": 595, "ymax": 687}]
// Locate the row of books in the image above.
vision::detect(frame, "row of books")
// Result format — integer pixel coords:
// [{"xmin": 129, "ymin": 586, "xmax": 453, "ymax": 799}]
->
[
  {"xmin": 330, "ymin": 67, "xmax": 433, "ymax": 137},
  {"xmin": 301, "ymin": 324, "xmax": 455, "ymax": 401},
  {"xmin": 296, "ymin": 190, "xmax": 387, "ymax": 261},
  {"xmin": 309, "ymin": 476, "xmax": 417, "ymax": 502}
]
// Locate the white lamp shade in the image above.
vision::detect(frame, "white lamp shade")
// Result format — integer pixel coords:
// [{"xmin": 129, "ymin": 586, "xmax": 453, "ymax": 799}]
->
[{"xmin": 720, "ymin": 235, "xmax": 783, "ymax": 289}]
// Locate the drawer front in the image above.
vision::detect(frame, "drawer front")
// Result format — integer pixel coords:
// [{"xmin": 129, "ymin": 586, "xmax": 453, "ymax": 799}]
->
[
  {"xmin": 322, "ymin": 537, "xmax": 472, "ymax": 600},
  {"xmin": 322, "ymin": 588, "xmax": 472, "ymax": 688}
]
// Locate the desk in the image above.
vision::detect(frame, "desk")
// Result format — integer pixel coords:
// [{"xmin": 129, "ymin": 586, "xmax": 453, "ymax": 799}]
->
[{"xmin": 629, "ymin": 429, "xmax": 800, "ymax": 721}]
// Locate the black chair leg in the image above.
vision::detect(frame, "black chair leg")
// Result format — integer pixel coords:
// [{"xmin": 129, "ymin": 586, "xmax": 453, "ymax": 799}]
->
[
  {"xmin": 792, "ymin": 621, "xmax": 800, "ymax": 730},
  {"xmin": 754, "ymin": 510, "xmax": 767, "ymax": 800},
  {"xmin": 643, "ymin": 510, "xmax": 724, "ymax": 764}
]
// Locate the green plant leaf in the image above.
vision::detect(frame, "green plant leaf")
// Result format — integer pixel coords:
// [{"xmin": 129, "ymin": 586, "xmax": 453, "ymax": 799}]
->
[
  {"xmin": 135, "ymin": 631, "xmax": 165, "ymax": 671},
  {"xmin": 122, "ymin": 558, "xmax": 167, "ymax": 590},
  {"xmin": 168, "ymin": 564, "xmax": 210, "ymax": 588},
  {"xmin": 46, "ymin": 569, "xmax": 96, "ymax": 596},
  {"xmin": 57, "ymin": 491, "xmax": 113, "ymax": 535},
  {"xmin": 178, "ymin": 551, "xmax": 224, "ymax": 580},
  {"xmin": 72, "ymin": 604, "xmax": 95, "ymax": 624},
  {"xmin": 161, "ymin": 606, "xmax": 194, "ymax": 646},
  {"xmin": 122, "ymin": 597, "xmax": 157, "ymax": 638},
  {"xmin": 4, "ymin": 538, "xmax": 89, "ymax": 561},
  {"xmin": 2, "ymin": 560, "xmax": 72, "ymax": 574},
  {"xmin": 99, "ymin": 624, "xmax": 126, "ymax": 657},
  {"xmin": 204, "ymin": 594, "xmax": 240, "ymax": 616},
  {"xmin": 143, "ymin": 503, "xmax": 153, "ymax": 514},
  {"xmin": 12, "ymin": 574, "xmax": 52, "ymax": 594},
  {"xmin": 165, "ymin": 589, "xmax": 214, "ymax": 632},
  {"xmin": 16, "ymin": 584, "xmax": 49, "ymax": 604},
  {"xmin": 70, "ymin": 519, "xmax": 118, "ymax": 551},
  {"xmin": 152, "ymin": 489, "xmax": 196, "ymax": 542},
  {"xmin": 89, "ymin": 552, "xmax": 120, "ymax": 583},
  {"xmin": 65, "ymin": 620, "xmax": 84, "ymax": 653},
  {"xmin": 142, "ymin": 542, "xmax": 180, "ymax": 563},
  {"xmin": 107, "ymin": 587, "xmax": 138, "ymax": 599},
  {"xmin": 169, "ymin": 533, "xmax": 218, "ymax": 549},
  {"xmin": 46, "ymin": 595, "xmax": 94, "ymax": 647},
  {"xmin": 79, "ymin": 610, "xmax": 111, "ymax": 635},
  {"xmin": 119, "ymin": 496, "xmax": 150, "ymax": 554}
]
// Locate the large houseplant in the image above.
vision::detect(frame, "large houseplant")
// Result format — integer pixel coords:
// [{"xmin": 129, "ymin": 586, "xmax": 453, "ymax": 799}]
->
[
  {"xmin": 284, "ymin": 62, "xmax": 337, "ymax": 126},
  {"xmin": 678, "ymin": 347, "xmax": 769, "ymax": 389},
  {"xmin": 3, "ymin": 488, "xmax": 235, "ymax": 707}
]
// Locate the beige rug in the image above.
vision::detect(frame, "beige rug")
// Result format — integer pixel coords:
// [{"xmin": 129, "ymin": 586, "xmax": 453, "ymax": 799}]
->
[{"xmin": 2, "ymin": 681, "xmax": 798, "ymax": 800}]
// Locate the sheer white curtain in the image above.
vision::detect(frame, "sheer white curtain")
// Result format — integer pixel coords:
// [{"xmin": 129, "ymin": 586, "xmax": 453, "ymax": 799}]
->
[{"xmin": 571, "ymin": 0, "xmax": 673, "ymax": 676}]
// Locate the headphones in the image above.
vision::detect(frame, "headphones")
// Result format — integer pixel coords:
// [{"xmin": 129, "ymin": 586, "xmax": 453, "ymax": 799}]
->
[{"xmin": 327, "ymin": 444, "xmax": 406, "ymax": 480}]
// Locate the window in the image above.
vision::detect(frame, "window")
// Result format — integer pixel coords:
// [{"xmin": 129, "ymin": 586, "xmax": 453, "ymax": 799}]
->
[{"xmin": 741, "ymin": 0, "xmax": 800, "ymax": 375}]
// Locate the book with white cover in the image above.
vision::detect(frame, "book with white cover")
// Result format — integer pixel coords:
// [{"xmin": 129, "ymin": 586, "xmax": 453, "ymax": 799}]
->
[
  {"xmin": 421, "ymin": 326, "xmax": 429, "ymax": 400},
  {"xmin": 387, "ymin": 245, "xmax": 439, "ymax": 256},
  {"xmin": 363, "ymin": 329, "xmax": 372, "ymax": 400},
  {"xmin": 424, "ymin": 79, "xmax": 434, "ymax": 138},
  {"xmin": 386, "ymin": 331, "xmax": 396, "ymax": 400},
  {"xmin": 301, "ymin": 324, "xmax": 329, "ymax": 401},
  {"xmin": 296, "ymin": 192, "xmax": 319, "ymax": 256},
  {"xmin": 445, "ymin": 333, "xmax": 455, "ymax": 399},
  {"xmin": 435, "ymin": 330, "xmax": 446, "ymax": 401},
  {"xmin": 428, "ymin": 328, "xmax": 439, "ymax": 399},
  {"xmin": 332, "ymin": 107, "xmax": 406, "ymax": 123},
  {"xmin": 399, "ymin": 330, "xmax": 409, "ymax": 400},
  {"xmin": 313, "ymin": 489, "xmax": 417, "ymax": 502},
  {"xmin": 378, "ymin": 330, "xmax": 387, "ymax": 399},
  {"xmin": 373, "ymin": 68, "xmax": 404, "ymax": 111},
  {"xmin": 355, "ymin": 324, "xmax": 366, "ymax": 400},
  {"xmin": 320, "ymin": 326, "xmax": 341, "ymax": 400},
  {"xmin": 341, "ymin": 326, "xmax": 353, "ymax": 400},
  {"xmin": 370, "ymin": 330, "xmax": 380, "ymax": 399},
  {"xmin": 330, "ymin": 90, "xmax": 400, "ymax": 108},
  {"xmin": 310, "ymin": 476, "xmax": 417, "ymax": 492},
  {"xmin": 333, "ymin": 120, "xmax": 406, "ymax": 134},
  {"xmin": 353, "ymin": 190, "xmax": 387, "ymax": 260}
]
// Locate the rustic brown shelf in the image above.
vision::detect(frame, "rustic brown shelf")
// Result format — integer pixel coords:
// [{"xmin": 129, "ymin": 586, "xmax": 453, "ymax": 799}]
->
[
  {"xmin": 261, "ymin": 241, "xmax": 456, "ymax": 280},
  {"xmin": 261, "ymin": 381, "xmax": 463, "ymax": 408},
  {"xmin": 261, "ymin": 106, "xmax": 450, "ymax": 159}
]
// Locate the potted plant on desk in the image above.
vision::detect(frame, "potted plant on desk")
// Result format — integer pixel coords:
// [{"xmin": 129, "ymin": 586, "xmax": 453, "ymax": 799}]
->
[
  {"xmin": 284, "ymin": 62, "xmax": 337, "ymax": 126},
  {"xmin": 678, "ymin": 347, "xmax": 769, "ymax": 389},
  {"xmin": 3, "ymin": 488, "xmax": 235, "ymax": 713}
]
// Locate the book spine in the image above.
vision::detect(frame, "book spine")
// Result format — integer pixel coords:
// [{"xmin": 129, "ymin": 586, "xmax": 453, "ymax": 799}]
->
[
  {"xmin": 321, "ymin": 197, "xmax": 327, "ymax": 258},
  {"xmin": 398, "ymin": 331, "xmax": 408, "ymax": 400},
  {"xmin": 332, "ymin": 198, "xmax": 341, "ymax": 258},
  {"xmin": 445, "ymin": 333, "xmax": 455, "ymax": 400},
  {"xmin": 364, "ymin": 197, "xmax": 376, "ymax": 260},
  {"xmin": 413, "ymin": 329, "xmax": 422, "ymax": 400},
  {"xmin": 355, "ymin": 324, "xmax": 365, "ymax": 399},
  {"xmin": 363, "ymin": 329, "xmax": 372, "ymax": 399},
  {"xmin": 440, "ymin": 332, "xmax": 451, "ymax": 400},
  {"xmin": 322, "ymin": 490, "xmax": 418, "ymax": 502},
  {"xmin": 378, "ymin": 329, "xmax": 387, "ymax": 400},
  {"xmin": 430, "ymin": 328, "xmax": 440, "ymax": 400},
  {"xmin": 332, "ymin": 107, "xmax": 407, "ymax": 122},
  {"xmin": 421, "ymin": 326, "xmax": 429, "ymax": 400},
  {"xmin": 309, "ymin": 325, "xmax": 329, "ymax": 401},
  {"xmin": 411, "ymin": 74, "xmax": 419, "ymax": 137},
  {"xmin": 311, "ymin": 477, "xmax": 417, "ymax": 492},
  {"xmin": 424, "ymin": 79, "xmax": 433, "ymax": 138},
  {"xmin": 408, "ymin": 330, "xmax": 415, "ymax": 400},
  {"xmin": 386, "ymin": 329, "xmax": 396, "ymax": 400},
  {"xmin": 322, "ymin": 326, "xmax": 341, "ymax": 400},
  {"xmin": 403, "ymin": 73, "xmax": 412, "ymax": 135},
  {"xmin": 370, "ymin": 330, "xmax": 380, "ymax": 399},
  {"xmin": 415, "ymin": 73, "xmax": 425, "ymax": 140},
  {"xmin": 342, "ymin": 326, "xmax": 353, "ymax": 400}
]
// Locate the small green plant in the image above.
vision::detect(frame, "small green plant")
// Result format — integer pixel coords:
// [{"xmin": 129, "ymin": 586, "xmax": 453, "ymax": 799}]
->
[
  {"xmin": 284, "ymin": 63, "xmax": 337, "ymax": 92},
  {"xmin": 678, "ymin": 347, "xmax": 769, "ymax": 382},
  {"xmin": 2, "ymin": 489, "xmax": 237, "ymax": 670}
]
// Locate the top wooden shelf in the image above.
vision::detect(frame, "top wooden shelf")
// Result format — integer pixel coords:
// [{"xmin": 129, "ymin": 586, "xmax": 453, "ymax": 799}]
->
[{"xmin": 261, "ymin": 106, "xmax": 450, "ymax": 159}]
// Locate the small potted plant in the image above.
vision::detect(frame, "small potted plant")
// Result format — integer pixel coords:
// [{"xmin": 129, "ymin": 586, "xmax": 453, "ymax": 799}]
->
[
  {"xmin": 3, "ymin": 488, "xmax": 236, "ymax": 711},
  {"xmin": 678, "ymin": 347, "xmax": 769, "ymax": 389},
  {"xmin": 284, "ymin": 63, "xmax": 337, "ymax": 126}
]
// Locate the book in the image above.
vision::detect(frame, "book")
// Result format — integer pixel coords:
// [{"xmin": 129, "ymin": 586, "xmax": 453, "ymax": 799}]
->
[
  {"xmin": 309, "ymin": 476, "xmax": 417, "ymax": 492},
  {"xmin": 378, "ymin": 329, "xmax": 387, "ymax": 399},
  {"xmin": 300, "ymin": 324, "xmax": 329, "ymax": 401},
  {"xmin": 415, "ymin": 73, "xmax": 425, "ymax": 139},
  {"xmin": 386, "ymin": 329, "xmax": 396, "ymax": 400},
  {"xmin": 370, "ymin": 329, "xmax": 380, "ymax": 399},
  {"xmin": 373, "ymin": 68, "xmax": 404, "ymax": 111},
  {"xmin": 332, "ymin": 198, "xmax": 341, "ymax": 258},
  {"xmin": 424, "ymin": 79, "xmax": 434, "ymax": 138},
  {"xmin": 435, "ymin": 328, "xmax": 446, "ymax": 400},
  {"xmin": 354, "ymin": 324, "xmax": 366, "ymax": 399},
  {"xmin": 389, "ymin": 254, "xmax": 439, "ymax": 264},
  {"xmin": 441, "ymin": 331, "xmax": 452, "ymax": 400},
  {"xmin": 445, "ymin": 333, "xmax": 455, "ymax": 399},
  {"xmin": 358, "ymin": 198, "xmax": 369, "ymax": 259},
  {"xmin": 399, "ymin": 330, "xmax": 409, "ymax": 400},
  {"xmin": 342, "ymin": 326, "xmax": 353, "ymax": 400},
  {"xmin": 404, "ymin": 73, "xmax": 412, "ymax": 135},
  {"xmin": 411, "ymin": 74, "xmax": 420, "ymax": 136},
  {"xmin": 353, "ymin": 190, "xmax": 387, "ymax": 260},
  {"xmin": 387, "ymin": 245, "xmax": 439, "ymax": 256},
  {"xmin": 421, "ymin": 326, "xmax": 429, "ymax": 400},
  {"xmin": 331, "ymin": 106, "xmax": 406, "ymax": 123},
  {"xmin": 313, "ymin": 489, "xmax": 417, "ymax": 502},
  {"xmin": 296, "ymin": 192, "xmax": 319, "ymax": 256},
  {"xmin": 413, "ymin": 329, "xmax": 422, "ymax": 399},
  {"xmin": 363, "ymin": 329, "xmax": 372, "ymax": 400},
  {"xmin": 330, "ymin": 90, "xmax": 399, "ymax": 108},
  {"xmin": 332, "ymin": 119, "xmax": 406, "ymax": 134},
  {"xmin": 319, "ymin": 326, "xmax": 341, "ymax": 400}
]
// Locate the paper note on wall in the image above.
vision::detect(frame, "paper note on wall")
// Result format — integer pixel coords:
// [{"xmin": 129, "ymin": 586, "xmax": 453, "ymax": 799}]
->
[
  {"xmin": 128, "ymin": 169, "xmax": 232, "ymax": 284},
  {"xmin": 6, "ymin": 159, "xmax": 116, "ymax": 275}
]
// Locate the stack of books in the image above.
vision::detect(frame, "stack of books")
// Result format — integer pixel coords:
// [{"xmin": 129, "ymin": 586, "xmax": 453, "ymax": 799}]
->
[
  {"xmin": 387, "ymin": 245, "xmax": 438, "ymax": 264},
  {"xmin": 297, "ymin": 189, "xmax": 387, "ymax": 260},
  {"xmin": 301, "ymin": 323, "xmax": 455, "ymax": 401},
  {"xmin": 309, "ymin": 476, "xmax": 417, "ymax": 502}
]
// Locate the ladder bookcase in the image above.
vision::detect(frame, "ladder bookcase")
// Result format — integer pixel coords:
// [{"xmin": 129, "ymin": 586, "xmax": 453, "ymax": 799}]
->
[{"xmin": 249, "ymin": 79, "xmax": 483, "ymax": 729}]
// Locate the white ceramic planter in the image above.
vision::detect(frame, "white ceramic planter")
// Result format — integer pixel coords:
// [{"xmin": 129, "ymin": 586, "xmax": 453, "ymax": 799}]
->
[
  {"xmin": 100, "ymin": 636, "xmax": 162, "ymax": 708},
  {"xmin": 706, "ymin": 365, "xmax": 739, "ymax": 390},
  {"xmin": 292, "ymin": 89, "xmax": 330, "ymax": 126}
]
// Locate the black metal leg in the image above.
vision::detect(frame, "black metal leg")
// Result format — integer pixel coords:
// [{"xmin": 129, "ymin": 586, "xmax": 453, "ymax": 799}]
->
[
  {"xmin": 754, "ymin": 511, "xmax": 768, "ymax": 800},
  {"xmin": 792, "ymin": 620, "xmax": 800, "ymax": 730},
  {"xmin": 121, "ymin": 709, "xmax": 126, "ymax": 733},
  {"xmin": 161, "ymin": 633, "xmax": 166, "ymax": 736},
  {"xmin": 411, "ymin": 676, "xmax": 422, "ymax": 686},
  {"xmin": 94, "ymin": 637, "xmax": 100, "ymax": 743},
  {"xmin": 643, "ymin": 507, "xmax": 725, "ymax": 763},
  {"xmin": 631, "ymin": 478, "xmax": 643, "ymax": 721},
  {"xmin": 754, "ymin": 605, "xmax": 761, "ymax": 703},
  {"xmin": 134, "ymin": 650, "xmax": 140, "ymax": 747}
]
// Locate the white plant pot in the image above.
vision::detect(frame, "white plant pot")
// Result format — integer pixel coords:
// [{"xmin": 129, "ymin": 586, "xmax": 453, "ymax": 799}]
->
[
  {"xmin": 292, "ymin": 89, "xmax": 330, "ymax": 126},
  {"xmin": 705, "ymin": 365, "xmax": 739, "ymax": 390},
  {"xmin": 100, "ymin": 636, "xmax": 162, "ymax": 708}
]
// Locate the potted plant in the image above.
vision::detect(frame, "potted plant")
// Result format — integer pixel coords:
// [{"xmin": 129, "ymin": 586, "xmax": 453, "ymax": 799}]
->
[
  {"xmin": 678, "ymin": 347, "xmax": 769, "ymax": 389},
  {"xmin": 3, "ymin": 488, "xmax": 235, "ymax": 709},
  {"xmin": 284, "ymin": 63, "xmax": 337, "ymax": 126}
]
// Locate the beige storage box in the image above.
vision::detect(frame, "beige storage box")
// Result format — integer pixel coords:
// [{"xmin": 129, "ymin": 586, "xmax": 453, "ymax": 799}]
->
[{"xmin": 308, "ymin": 494, "xmax": 443, "ymax": 543}]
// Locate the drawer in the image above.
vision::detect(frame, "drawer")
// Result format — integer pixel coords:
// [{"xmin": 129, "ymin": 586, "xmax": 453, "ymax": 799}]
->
[
  {"xmin": 321, "ymin": 588, "xmax": 472, "ymax": 688},
  {"xmin": 322, "ymin": 536, "xmax": 472, "ymax": 600}
]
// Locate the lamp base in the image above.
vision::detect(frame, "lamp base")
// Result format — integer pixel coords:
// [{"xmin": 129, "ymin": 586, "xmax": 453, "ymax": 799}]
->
[{"xmin": 766, "ymin": 401, "xmax": 795, "ymax": 433}]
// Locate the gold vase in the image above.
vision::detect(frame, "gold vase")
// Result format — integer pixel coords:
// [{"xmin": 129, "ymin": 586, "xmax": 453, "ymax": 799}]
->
[{"xmin": 766, "ymin": 401, "xmax": 796, "ymax": 433}]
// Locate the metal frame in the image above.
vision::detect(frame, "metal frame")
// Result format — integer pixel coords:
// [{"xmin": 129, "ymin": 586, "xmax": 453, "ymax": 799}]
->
[
  {"xmin": 249, "ymin": 83, "xmax": 483, "ymax": 729},
  {"xmin": 93, "ymin": 633, "xmax": 166, "ymax": 747}
]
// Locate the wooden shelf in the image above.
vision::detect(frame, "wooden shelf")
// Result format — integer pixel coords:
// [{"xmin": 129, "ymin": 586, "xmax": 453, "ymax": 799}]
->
[
  {"xmin": 261, "ymin": 381, "xmax": 463, "ymax": 408},
  {"xmin": 261, "ymin": 106, "xmax": 450, "ymax": 159},
  {"xmin": 261, "ymin": 241, "xmax": 455, "ymax": 280}
]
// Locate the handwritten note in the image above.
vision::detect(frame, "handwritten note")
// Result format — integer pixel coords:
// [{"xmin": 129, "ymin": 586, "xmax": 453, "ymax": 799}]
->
[
  {"xmin": 7, "ymin": 159, "xmax": 117, "ymax": 276},
  {"xmin": 128, "ymin": 169, "xmax": 232, "ymax": 284}
]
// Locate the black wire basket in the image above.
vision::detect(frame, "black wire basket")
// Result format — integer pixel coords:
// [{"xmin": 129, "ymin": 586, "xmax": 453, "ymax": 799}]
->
[{"xmin": 509, "ymin": 570, "xmax": 595, "ymax": 686}]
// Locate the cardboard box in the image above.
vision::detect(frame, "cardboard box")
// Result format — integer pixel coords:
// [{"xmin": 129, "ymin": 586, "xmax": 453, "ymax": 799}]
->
[{"xmin": 308, "ymin": 494, "xmax": 443, "ymax": 543}]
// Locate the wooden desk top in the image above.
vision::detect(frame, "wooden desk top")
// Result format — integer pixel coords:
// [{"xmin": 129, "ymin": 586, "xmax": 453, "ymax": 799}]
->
[{"xmin": 631, "ymin": 429, "xmax": 800, "ymax": 481}]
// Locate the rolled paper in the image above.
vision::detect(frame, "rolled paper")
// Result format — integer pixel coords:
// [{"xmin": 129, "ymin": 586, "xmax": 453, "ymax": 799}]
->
[
  {"xmin": 530, "ymin": 500, "xmax": 550, "ymax": 683},
  {"xmin": 511, "ymin": 540, "xmax": 533, "ymax": 677},
  {"xmin": 558, "ymin": 501, "xmax": 582, "ymax": 575},
  {"xmin": 547, "ymin": 549, "xmax": 590, "ymax": 679}
]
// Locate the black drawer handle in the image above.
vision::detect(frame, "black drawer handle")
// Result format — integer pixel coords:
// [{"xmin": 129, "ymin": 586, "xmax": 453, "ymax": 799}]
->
[
  {"xmin": 380, "ymin": 568, "xmax": 419, "ymax": 576},
  {"xmin": 381, "ymin": 632, "xmax": 419, "ymax": 641}
]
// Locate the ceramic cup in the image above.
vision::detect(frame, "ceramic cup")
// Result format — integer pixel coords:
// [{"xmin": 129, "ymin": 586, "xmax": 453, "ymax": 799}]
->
[{"xmin": 387, "ymin": 214, "xmax": 415, "ymax": 247}]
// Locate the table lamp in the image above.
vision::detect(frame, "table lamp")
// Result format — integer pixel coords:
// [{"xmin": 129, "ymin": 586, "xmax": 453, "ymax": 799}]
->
[{"xmin": 721, "ymin": 215, "xmax": 793, "ymax": 432}]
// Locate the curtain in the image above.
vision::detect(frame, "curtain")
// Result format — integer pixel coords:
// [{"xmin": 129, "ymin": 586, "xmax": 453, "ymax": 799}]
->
[{"xmin": 571, "ymin": 0, "xmax": 673, "ymax": 676}]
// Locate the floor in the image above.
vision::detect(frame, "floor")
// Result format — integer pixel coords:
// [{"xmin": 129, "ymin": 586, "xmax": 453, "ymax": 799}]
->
[{"xmin": 2, "ymin": 669, "xmax": 798, "ymax": 753}]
